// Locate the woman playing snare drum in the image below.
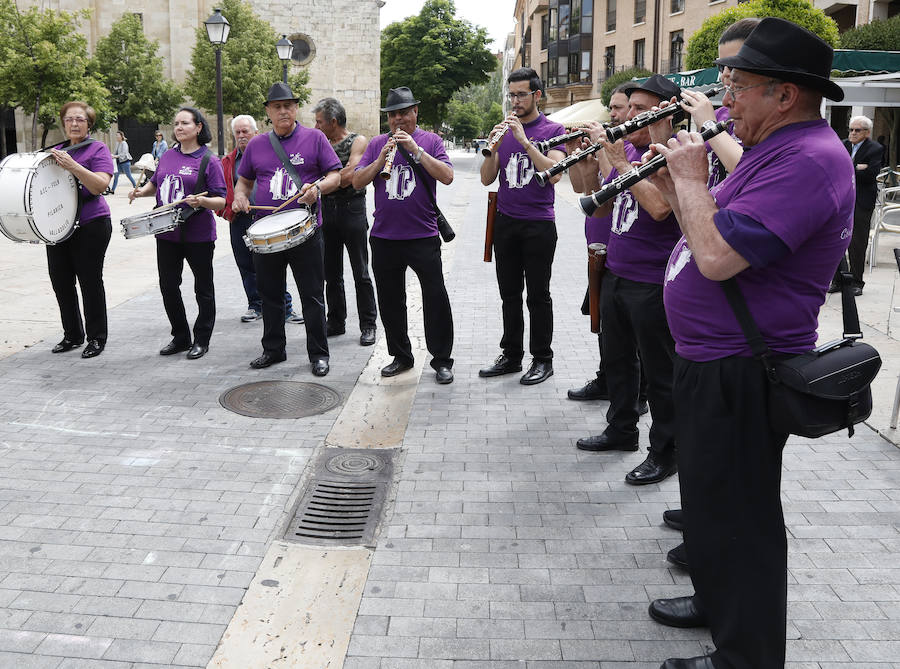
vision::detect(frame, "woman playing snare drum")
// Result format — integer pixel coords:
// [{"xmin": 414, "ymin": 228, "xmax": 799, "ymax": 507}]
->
[
  {"xmin": 129, "ymin": 107, "xmax": 226, "ymax": 360},
  {"xmin": 46, "ymin": 101, "xmax": 115, "ymax": 359}
]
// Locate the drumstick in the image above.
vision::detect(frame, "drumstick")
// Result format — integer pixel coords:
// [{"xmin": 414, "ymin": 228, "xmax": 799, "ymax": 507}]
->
[
  {"xmin": 272, "ymin": 177, "xmax": 326, "ymax": 213},
  {"xmin": 248, "ymin": 205, "xmax": 278, "ymax": 211},
  {"xmin": 155, "ymin": 191, "xmax": 210, "ymax": 211}
]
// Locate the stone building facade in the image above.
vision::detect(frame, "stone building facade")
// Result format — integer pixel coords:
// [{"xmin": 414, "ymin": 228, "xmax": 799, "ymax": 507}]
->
[{"xmin": 10, "ymin": 0, "xmax": 382, "ymax": 153}]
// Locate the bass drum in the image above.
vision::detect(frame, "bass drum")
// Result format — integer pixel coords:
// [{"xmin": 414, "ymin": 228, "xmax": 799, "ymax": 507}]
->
[{"xmin": 0, "ymin": 152, "xmax": 80, "ymax": 244}]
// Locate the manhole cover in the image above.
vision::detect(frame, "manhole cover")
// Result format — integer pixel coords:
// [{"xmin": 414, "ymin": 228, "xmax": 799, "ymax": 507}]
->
[
  {"xmin": 219, "ymin": 381, "xmax": 342, "ymax": 418},
  {"xmin": 325, "ymin": 452, "xmax": 385, "ymax": 476}
]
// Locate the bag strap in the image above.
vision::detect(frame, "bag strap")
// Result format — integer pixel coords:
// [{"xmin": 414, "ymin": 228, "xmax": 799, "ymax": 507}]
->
[
  {"xmin": 835, "ymin": 256, "xmax": 862, "ymax": 339},
  {"xmin": 268, "ymin": 129, "xmax": 305, "ymax": 194},
  {"xmin": 178, "ymin": 148, "xmax": 212, "ymax": 242},
  {"xmin": 395, "ymin": 141, "xmax": 444, "ymax": 220}
]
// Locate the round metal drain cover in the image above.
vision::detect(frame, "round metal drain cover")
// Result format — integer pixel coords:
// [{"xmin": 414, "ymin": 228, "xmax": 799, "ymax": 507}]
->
[
  {"xmin": 325, "ymin": 452, "xmax": 385, "ymax": 476},
  {"xmin": 219, "ymin": 381, "xmax": 342, "ymax": 419}
]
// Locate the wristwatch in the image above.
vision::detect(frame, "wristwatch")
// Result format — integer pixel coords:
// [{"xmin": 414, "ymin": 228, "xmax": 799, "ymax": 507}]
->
[
  {"xmin": 413, "ymin": 146, "xmax": 425, "ymax": 163},
  {"xmin": 701, "ymin": 120, "xmax": 719, "ymax": 133}
]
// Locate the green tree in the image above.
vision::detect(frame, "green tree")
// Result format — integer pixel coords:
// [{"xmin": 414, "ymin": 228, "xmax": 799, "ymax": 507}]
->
[
  {"xmin": 185, "ymin": 0, "xmax": 309, "ymax": 118},
  {"xmin": 381, "ymin": 0, "xmax": 496, "ymax": 128},
  {"xmin": 92, "ymin": 13, "xmax": 183, "ymax": 125},
  {"xmin": 445, "ymin": 99, "xmax": 482, "ymax": 142},
  {"xmin": 600, "ymin": 67, "xmax": 654, "ymax": 106},
  {"xmin": 840, "ymin": 15, "xmax": 900, "ymax": 50},
  {"xmin": 483, "ymin": 101, "xmax": 503, "ymax": 135},
  {"xmin": 448, "ymin": 58, "xmax": 501, "ymax": 136},
  {"xmin": 0, "ymin": 0, "xmax": 110, "ymax": 149},
  {"xmin": 685, "ymin": 0, "xmax": 839, "ymax": 71}
]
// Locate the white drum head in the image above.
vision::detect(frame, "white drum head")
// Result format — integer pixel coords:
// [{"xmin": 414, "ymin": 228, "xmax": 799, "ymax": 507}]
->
[
  {"xmin": 248, "ymin": 208, "xmax": 312, "ymax": 236},
  {"xmin": 0, "ymin": 152, "xmax": 79, "ymax": 244}
]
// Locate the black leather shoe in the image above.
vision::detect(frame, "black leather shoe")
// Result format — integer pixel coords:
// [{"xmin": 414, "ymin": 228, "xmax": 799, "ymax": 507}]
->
[
  {"xmin": 567, "ymin": 375, "xmax": 608, "ymax": 400},
  {"xmin": 360, "ymin": 328, "xmax": 376, "ymax": 346},
  {"xmin": 520, "ymin": 360, "xmax": 553, "ymax": 385},
  {"xmin": 80, "ymin": 340, "xmax": 104, "ymax": 359},
  {"xmin": 667, "ymin": 542, "xmax": 688, "ymax": 569},
  {"xmin": 576, "ymin": 432, "xmax": 639, "ymax": 452},
  {"xmin": 625, "ymin": 452, "xmax": 677, "ymax": 486},
  {"xmin": 663, "ymin": 509, "xmax": 684, "ymax": 532},
  {"xmin": 52, "ymin": 338, "xmax": 83, "ymax": 353},
  {"xmin": 186, "ymin": 344, "xmax": 208, "ymax": 360},
  {"xmin": 326, "ymin": 323, "xmax": 345, "ymax": 337},
  {"xmin": 250, "ymin": 351, "xmax": 286, "ymax": 369},
  {"xmin": 160, "ymin": 340, "xmax": 191, "ymax": 356},
  {"xmin": 648, "ymin": 595, "xmax": 707, "ymax": 629},
  {"xmin": 478, "ymin": 354, "xmax": 522, "ymax": 377},
  {"xmin": 638, "ymin": 399, "xmax": 649, "ymax": 416},
  {"xmin": 852, "ymin": 285, "xmax": 863, "ymax": 297},
  {"xmin": 660, "ymin": 655, "xmax": 716, "ymax": 669},
  {"xmin": 435, "ymin": 366, "xmax": 453, "ymax": 384},
  {"xmin": 312, "ymin": 359, "xmax": 329, "ymax": 376},
  {"xmin": 381, "ymin": 358, "xmax": 414, "ymax": 377},
  {"xmin": 827, "ymin": 281, "xmax": 841, "ymax": 294}
]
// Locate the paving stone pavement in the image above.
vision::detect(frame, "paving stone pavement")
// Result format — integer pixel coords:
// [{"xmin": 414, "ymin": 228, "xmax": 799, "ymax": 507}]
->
[{"xmin": 0, "ymin": 149, "xmax": 899, "ymax": 668}]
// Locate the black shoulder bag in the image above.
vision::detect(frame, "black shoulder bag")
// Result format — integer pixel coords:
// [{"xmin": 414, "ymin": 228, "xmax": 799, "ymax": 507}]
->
[
  {"xmin": 267, "ymin": 130, "xmax": 317, "ymax": 215},
  {"xmin": 721, "ymin": 258, "xmax": 881, "ymax": 438},
  {"xmin": 394, "ymin": 142, "xmax": 455, "ymax": 242}
]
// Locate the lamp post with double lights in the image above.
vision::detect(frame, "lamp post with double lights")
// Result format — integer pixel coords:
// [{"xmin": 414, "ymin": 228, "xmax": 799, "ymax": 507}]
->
[
  {"xmin": 276, "ymin": 35, "xmax": 293, "ymax": 84},
  {"xmin": 204, "ymin": 8, "xmax": 231, "ymax": 156}
]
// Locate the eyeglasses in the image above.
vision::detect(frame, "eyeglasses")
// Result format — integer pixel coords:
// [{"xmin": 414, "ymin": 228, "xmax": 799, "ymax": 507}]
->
[
  {"xmin": 507, "ymin": 91, "xmax": 536, "ymax": 101},
  {"xmin": 63, "ymin": 116, "xmax": 87, "ymax": 124},
  {"xmin": 723, "ymin": 79, "xmax": 777, "ymax": 100},
  {"xmin": 848, "ymin": 128, "xmax": 867, "ymax": 133}
]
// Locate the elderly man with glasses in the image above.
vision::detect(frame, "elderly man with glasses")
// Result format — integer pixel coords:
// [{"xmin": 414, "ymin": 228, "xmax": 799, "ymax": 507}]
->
[
  {"xmin": 642, "ymin": 18, "xmax": 854, "ymax": 668},
  {"xmin": 477, "ymin": 67, "xmax": 567, "ymax": 386}
]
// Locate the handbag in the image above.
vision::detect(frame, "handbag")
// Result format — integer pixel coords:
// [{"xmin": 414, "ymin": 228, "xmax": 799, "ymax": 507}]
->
[
  {"xmin": 721, "ymin": 258, "xmax": 881, "ymax": 438},
  {"xmin": 394, "ymin": 142, "xmax": 455, "ymax": 242}
]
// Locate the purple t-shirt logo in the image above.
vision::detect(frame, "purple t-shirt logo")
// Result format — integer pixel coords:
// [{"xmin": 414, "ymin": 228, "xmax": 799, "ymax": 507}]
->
[
  {"xmin": 611, "ymin": 191, "xmax": 638, "ymax": 234},
  {"xmin": 269, "ymin": 168, "xmax": 299, "ymax": 201},
  {"xmin": 386, "ymin": 165, "xmax": 416, "ymax": 201},
  {"xmin": 504, "ymin": 152, "xmax": 534, "ymax": 189},
  {"xmin": 159, "ymin": 174, "xmax": 185, "ymax": 204}
]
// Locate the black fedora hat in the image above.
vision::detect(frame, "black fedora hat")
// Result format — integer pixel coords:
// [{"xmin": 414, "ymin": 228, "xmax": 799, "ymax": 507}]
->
[
  {"xmin": 715, "ymin": 17, "xmax": 843, "ymax": 101},
  {"xmin": 621, "ymin": 74, "xmax": 682, "ymax": 102},
  {"xmin": 264, "ymin": 82, "xmax": 299, "ymax": 105},
  {"xmin": 381, "ymin": 87, "xmax": 420, "ymax": 112}
]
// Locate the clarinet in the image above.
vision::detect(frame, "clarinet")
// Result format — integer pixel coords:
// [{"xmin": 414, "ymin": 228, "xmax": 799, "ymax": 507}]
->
[
  {"xmin": 579, "ymin": 120, "xmax": 732, "ymax": 216},
  {"xmin": 604, "ymin": 86, "xmax": 725, "ymax": 142},
  {"xmin": 534, "ymin": 141, "xmax": 605, "ymax": 186},
  {"xmin": 380, "ymin": 134, "xmax": 397, "ymax": 180}
]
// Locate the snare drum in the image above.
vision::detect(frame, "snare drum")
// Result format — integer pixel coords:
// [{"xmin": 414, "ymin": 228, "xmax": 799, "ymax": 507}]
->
[
  {"xmin": 0, "ymin": 152, "xmax": 79, "ymax": 244},
  {"xmin": 244, "ymin": 207, "xmax": 315, "ymax": 254},
  {"xmin": 120, "ymin": 207, "xmax": 181, "ymax": 239}
]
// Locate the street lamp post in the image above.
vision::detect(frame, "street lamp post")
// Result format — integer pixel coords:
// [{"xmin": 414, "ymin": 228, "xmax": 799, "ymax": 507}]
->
[
  {"xmin": 204, "ymin": 8, "xmax": 231, "ymax": 156},
  {"xmin": 276, "ymin": 35, "xmax": 293, "ymax": 84}
]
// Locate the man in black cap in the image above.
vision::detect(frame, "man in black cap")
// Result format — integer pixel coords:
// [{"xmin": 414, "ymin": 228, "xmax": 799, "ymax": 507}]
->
[
  {"xmin": 232, "ymin": 82, "xmax": 342, "ymax": 376},
  {"xmin": 644, "ymin": 18, "xmax": 854, "ymax": 669},
  {"xmin": 576, "ymin": 74, "xmax": 683, "ymax": 488},
  {"xmin": 352, "ymin": 87, "xmax": 455, "ymax": 384}
]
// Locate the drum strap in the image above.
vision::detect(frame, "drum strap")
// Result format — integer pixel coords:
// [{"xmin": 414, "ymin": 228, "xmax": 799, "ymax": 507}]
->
[
  {"xmin": 268, "ymin": 131, "xmax": 306, "ymax": 198},
  {"xmin": 53, "ymin": 138, "xmax": 98, "ymax": 213},
  {"xmin": 178, "ymin": 149, "xmax": 212, "ymax": 243}
]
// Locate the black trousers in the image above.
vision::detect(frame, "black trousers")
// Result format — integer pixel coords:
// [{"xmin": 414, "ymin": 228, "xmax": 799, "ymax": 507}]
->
[
  {"xmin": 156, "ymin": 239, "xmax": 216, "ymax": 346},
  {"xmin": 599, "ymin": 272, "xmax": 675, "ymax": 456},
  {"xmin": 322, "ymin": 196, "xmax": 377, "ymax": 331},
  {"xmin": 229, "ymin": 212, "xmax": 292, "ymax": 312},
  {"xmin": 493, "ymin": 213, "xmax": 557, "ymax": 362},
  {"xmin": 674, "ymin": 355, "xmax": 788, "ymax": 669},
  {"xmin": 848, "ymin": 203, "xmax": 874, "ymax": 287},
  {"xmin": 253, "ymin": 228, "xmax": 328, "ymax": 362},
  {"xmin": 370, "ymin": 235, "xmax": 453, "ymax": 370},
  {"xmin": 582, "ymin": 284, "xmax": 647, "ymax": 398},
  {"xmin": 46, "ymin": 217, "xmax": 112, "ymax": 343}
]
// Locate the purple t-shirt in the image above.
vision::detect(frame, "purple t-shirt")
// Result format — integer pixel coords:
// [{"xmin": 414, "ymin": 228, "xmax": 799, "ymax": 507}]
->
[
  {"xmin": 496, "ymin": 114, "xmax": 566, "ymax": 221},
  {"xmin": 663, "ymin": 119, "xmax": 855, "ymax": 362},
  {"xmin": 604, "ymin": 142, "xmax": 682, "ymax": 285},
  {"xmin": 706, "ymin": 106, "xmax": 740, "ymax": 190},
  {"xmin": 151, "ymin": 146, "xmax": 226, "ymax": 243},
  {"xmin": 52, "ymin": 139, "xmax": 114, "ymax": 224},
  {"xmin": 357, "ymin": 128, "xmax": 452, "ymax": 240},
  {"xmin": 585, "ymin": 164, "xmax": 612, "ymax": 246},
  {"xmin": 238, "ymin": 124, "xmax": 341, "ymax": 227}
]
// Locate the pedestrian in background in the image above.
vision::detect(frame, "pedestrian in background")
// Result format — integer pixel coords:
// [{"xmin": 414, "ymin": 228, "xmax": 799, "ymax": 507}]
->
[
  {"xmin": 152, "ymin": 130, "xmax": 168, "ymax": 161},
  {"xmin": 110, "ymin": 130, "xmax": 137, "ymax": 192}
]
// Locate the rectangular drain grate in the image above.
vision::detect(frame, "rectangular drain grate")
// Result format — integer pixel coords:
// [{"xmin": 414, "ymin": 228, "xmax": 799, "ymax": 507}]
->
[{"xmin": 284, "ymin": 448, "xmax": 396, "ymax": 548}]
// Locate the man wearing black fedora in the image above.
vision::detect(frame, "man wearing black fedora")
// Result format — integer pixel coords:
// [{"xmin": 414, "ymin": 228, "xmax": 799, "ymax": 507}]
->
[
  {"xmin": 352, "ymin": 86, "xmax": 455, "ymax": 384},
  {"xmin": 576, "ymin": 74, "xmax": 683, "ymax": 490},
  {"xmin": 232, "ymin": 82, "xmax": 342, "ymax": 377},
  {"xmin": 645, "ymin": 18, "xmax": 854, "ymax": 669}
]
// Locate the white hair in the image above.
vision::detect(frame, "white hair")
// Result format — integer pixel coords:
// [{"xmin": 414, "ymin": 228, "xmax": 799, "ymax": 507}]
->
[
  {"xmin": 849, "ymin": 115, "xmax": 873, "ymax": 131},
  {"xmin": 231, "ymin": 115, "xmax": 258, "ymax": 135}
]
